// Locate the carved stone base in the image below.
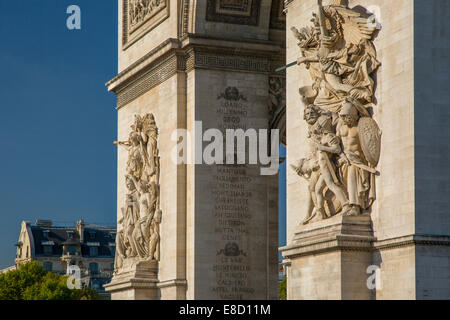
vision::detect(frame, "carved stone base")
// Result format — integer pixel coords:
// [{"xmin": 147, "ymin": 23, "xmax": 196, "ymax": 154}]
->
[
  {"xmin": 104, "ymin": 260, "xmax": 159, "ymax": 300},
  {"xmin": 281, "ymin": 214, "xmax": 376, "ymax": 300}
]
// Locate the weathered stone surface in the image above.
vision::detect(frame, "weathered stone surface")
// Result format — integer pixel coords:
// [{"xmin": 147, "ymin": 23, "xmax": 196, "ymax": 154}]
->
[
  {"xmin": 282, "ymin": 214, "xmax": 374, "ymax": 300},
  {"xmin": 104, "ymin": 260, "xmax": 159, "ymax": 300},
  {"xmin": 107, "ymin": 0, "xmax": 284, "ymax": 300},
  {"xmin": 284, "ymin": 0, "xmax": 450, "ymax": 300}
]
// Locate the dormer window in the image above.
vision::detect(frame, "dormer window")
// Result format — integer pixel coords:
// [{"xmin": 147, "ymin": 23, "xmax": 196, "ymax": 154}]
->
[
  {"xmin": 43, "ymin": 245, "xmax": 52, "ymax": 255},
  {"xmin": 89, "ymin": 232, "xmax": 96, "ymax": 240},
  {"xmin": 67, "ymin": 231, "xmax": 74, "ymax": 239},
  {"xmin": 43, "ymin": 230, "xmax": 50, "ymax": 239},
  {"xmin": 87, "ymin": 242, "xmax": 100, "ymax": 257},
  {"xmin": 42, "ymin": 241, "xmax": 54, "ymax": 255},
  {"xmin": 90, "ymin": 246, "xmax": 98, "ymax": 257}
]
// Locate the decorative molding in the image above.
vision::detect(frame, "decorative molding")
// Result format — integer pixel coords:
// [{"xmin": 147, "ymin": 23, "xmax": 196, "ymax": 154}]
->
[
  {"xmin": 179, "ymin": 0, "xmax": 190, "ymax": 38},
  {"xmin": 116, "ymin": 53, "xmax": 182, "ymax": 109},
  {"xmin": 110, "ymin": 38, "xmax": 281, "ymax": 109},
  {"xmin": 108, "ymin": 38, "xmax": 181, "ymax": 91},
  {"xmin": 206, "ymin": 0, "xmax": 261, "ymax": 26},
  {"xmin": 122, "ymin": 0, "xmax": 170, "ymax": 50},
  {"xmin": 270, "ymin": 54, "xmax": 286, "ymax": 74},
  {"xmin": 281, "ymin": 235, "xmax": 375, "ymax": 259},
  {"xmin": 192, "ymin": 50, "xmax": 270, "ymax": 74},
  {"xmin": 157, "ymin": 279, "xmax": 188, "ymax": 289},
  {"xmin": 115, "ymin": 48, "xmax": 271, "ymax": 109},
  {"xmin": 375, "ymin": 235, "xmax": 450, "ymax": 251},
  {"xmin": 105, "ymin": 278, "xmax": 159, "ymax": 291},
  {"xmin": 185, "ymin": 48, "xmax": 195, "ymax": 72},
  {"xmin": 270, "ymin": 0, "xmax": 285, "ymax": 30},
  {"xmin": 282, "ymin": 233, "xmax": 450, "ymax": 259},
  {"xmin": 281, "ymin": 214, "xmax": 375, "ymax": 258}
]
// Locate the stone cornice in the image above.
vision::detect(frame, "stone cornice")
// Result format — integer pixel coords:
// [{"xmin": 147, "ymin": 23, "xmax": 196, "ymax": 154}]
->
[
  {"xmin": 105, "ymin": 277, "xmax": 187, "ymax": 292},
  {"xmin": 182, "ymin": 33, "xmax": 285, "ymax": 52},
  {"xmin": 280, "ymin": 215, "xmax": 450, "ymax": 258},
  {"xmin": 114, "ymin": 52, "xmax": 182, "ymax": 109},
  {"xmin": 187, "ymin": 48, "xmax": 271, "ymax": 74},
  {"xmin": 107, "ymin": 38, "xmax": 182, "ymax": 93},
  {"xmin": 108, "ymin": 35, "xmax": 286, "ymax": 110},
  {"xmin": 104, "ymin": 277, "xmax": 159, "ymax": 292},
  {"xmin": 281, "ymin": 234, "xmax": 376, "ymax": 259},
  {"xmin": 281, "ymin": 233, "xmax": 450, "ymax": 259},
  {"xmin": 157, "ymin": 279, "xmax": 187, "ymax": 289},
  {"xmin": 374, "ymin": 234, "xmax": 450, "ymax": 251},
  {"xmin": 108, "ymin": 36, "xmax": 284, "ymax": 88}
]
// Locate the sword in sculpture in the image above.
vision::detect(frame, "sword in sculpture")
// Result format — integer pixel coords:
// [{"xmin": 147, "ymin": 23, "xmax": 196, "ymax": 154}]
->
[
  {"xmin": 276, "ymin": 1, "xmax": 326, "ymax": 73},
  {"xmin": 275, "ymin": 61, "xmax": 297, "ymax": 73}
]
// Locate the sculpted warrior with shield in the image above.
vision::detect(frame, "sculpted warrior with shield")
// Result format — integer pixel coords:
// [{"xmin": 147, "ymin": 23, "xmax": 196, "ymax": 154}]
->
[
  {"xmin": 290, "ymin": 0, "xmax": 382, "ymax": 224},
  {"xmin": 337, "ymin": 101, "xmax": 379, "ymax": 216}
]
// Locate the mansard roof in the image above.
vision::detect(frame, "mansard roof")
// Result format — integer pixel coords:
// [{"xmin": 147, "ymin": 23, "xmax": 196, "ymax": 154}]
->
[{"xmin": 28, "ymin": 222, "xmax": 116, "ymax": 258}]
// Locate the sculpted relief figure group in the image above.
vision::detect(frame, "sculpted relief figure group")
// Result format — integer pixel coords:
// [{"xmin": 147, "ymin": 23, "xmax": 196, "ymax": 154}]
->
[
  {"xmin": 291, "ymin": 0, "xmax": 382, "ymax": 224},
  {"xmin": 114, "ymin": 114, "xmax": 162, "ymax": 272},
  {"xmin": 129, "ymin": 0, "xmax": 166, "ymax": 27}
]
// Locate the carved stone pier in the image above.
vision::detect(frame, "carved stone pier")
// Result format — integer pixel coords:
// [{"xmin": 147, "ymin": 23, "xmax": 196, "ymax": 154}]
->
[
  {"xmin": 104, "ymin": 261, "xmax": 159, "ymax": 300},
  {"xmin": 283, "ymin": 0, "xmax": 450, "ymax": 300},
  {"xmin": 281, "ymin": 214, "xmax": 376, "ymax": 300},
  {"xmin": 106, "ymin": 0, "xmax": 286, "ymax": 300}
]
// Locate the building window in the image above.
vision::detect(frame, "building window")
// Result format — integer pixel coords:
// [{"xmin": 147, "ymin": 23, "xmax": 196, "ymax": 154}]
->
[
  {"xmin": 26, "ymin": 246, "xmax": 29, "ymax": 258},
  {"xmin": 89, "ymin": 262, "xmax": 99, "ymax": 275},
  {"xmin": 89, "ymin": 246, "xmax": 98, "ymax": 257},
  {"xmin": 43, "ymin": 245, "xmax": 52, "ymax": 255},
  {"xmin": 67, "ymin": 245, "xmax": 76, "ymax": 255},
  {"xmin": 67, "ymin": 232, "xmax": 73, "ymax": 239},
  {"xmin": 110, "ymin": 247, "xmax": 115, "ymax": 257},
  {"xmin": 43, "ymin": 262, "xmax": 53, "ymax": 272},
  {"xmin": 89, "ymin": 232, "xmax": 96, "ymax": 240}
]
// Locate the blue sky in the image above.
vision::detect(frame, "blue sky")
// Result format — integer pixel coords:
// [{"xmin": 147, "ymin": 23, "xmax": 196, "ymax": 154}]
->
[
  {"xmin": 0, "ymin": 1, "xmax": 118, "ymax": 268},
  {"xmin": 0, "ymin": 0, "xmax": 286, "ymax": 269}
]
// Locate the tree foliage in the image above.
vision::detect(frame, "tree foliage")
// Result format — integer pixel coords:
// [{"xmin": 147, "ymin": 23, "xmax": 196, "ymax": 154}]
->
[
  {"xmin": 279, "ymin": 277, "xmax": 287, "ymax": 300},
  {"xmin": 0, "ymin": 261, "xmax": 98, "ymax": 300}
]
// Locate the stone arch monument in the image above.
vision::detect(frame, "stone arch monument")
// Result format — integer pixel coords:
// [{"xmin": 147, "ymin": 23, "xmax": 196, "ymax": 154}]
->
[
  {"xmin": 105, "ymin": 0, "xmax": 450, "ymax": 300},
  {"xmin": 104, "ymin": 0, "xmax": 286, "ymax": 300},
  {"xmin": 281, "ymin": 0, "xmax": 450, "ymax": 300}
]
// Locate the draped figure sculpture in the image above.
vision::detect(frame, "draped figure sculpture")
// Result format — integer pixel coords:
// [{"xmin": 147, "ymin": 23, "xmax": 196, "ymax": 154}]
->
[
  {"xmin": 291, "ymin": 0, "xmax": 381, "ymax": 224},
  {"xmin": 114, "ymin": 114, "xmax": 162, "ymax": 272}
]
